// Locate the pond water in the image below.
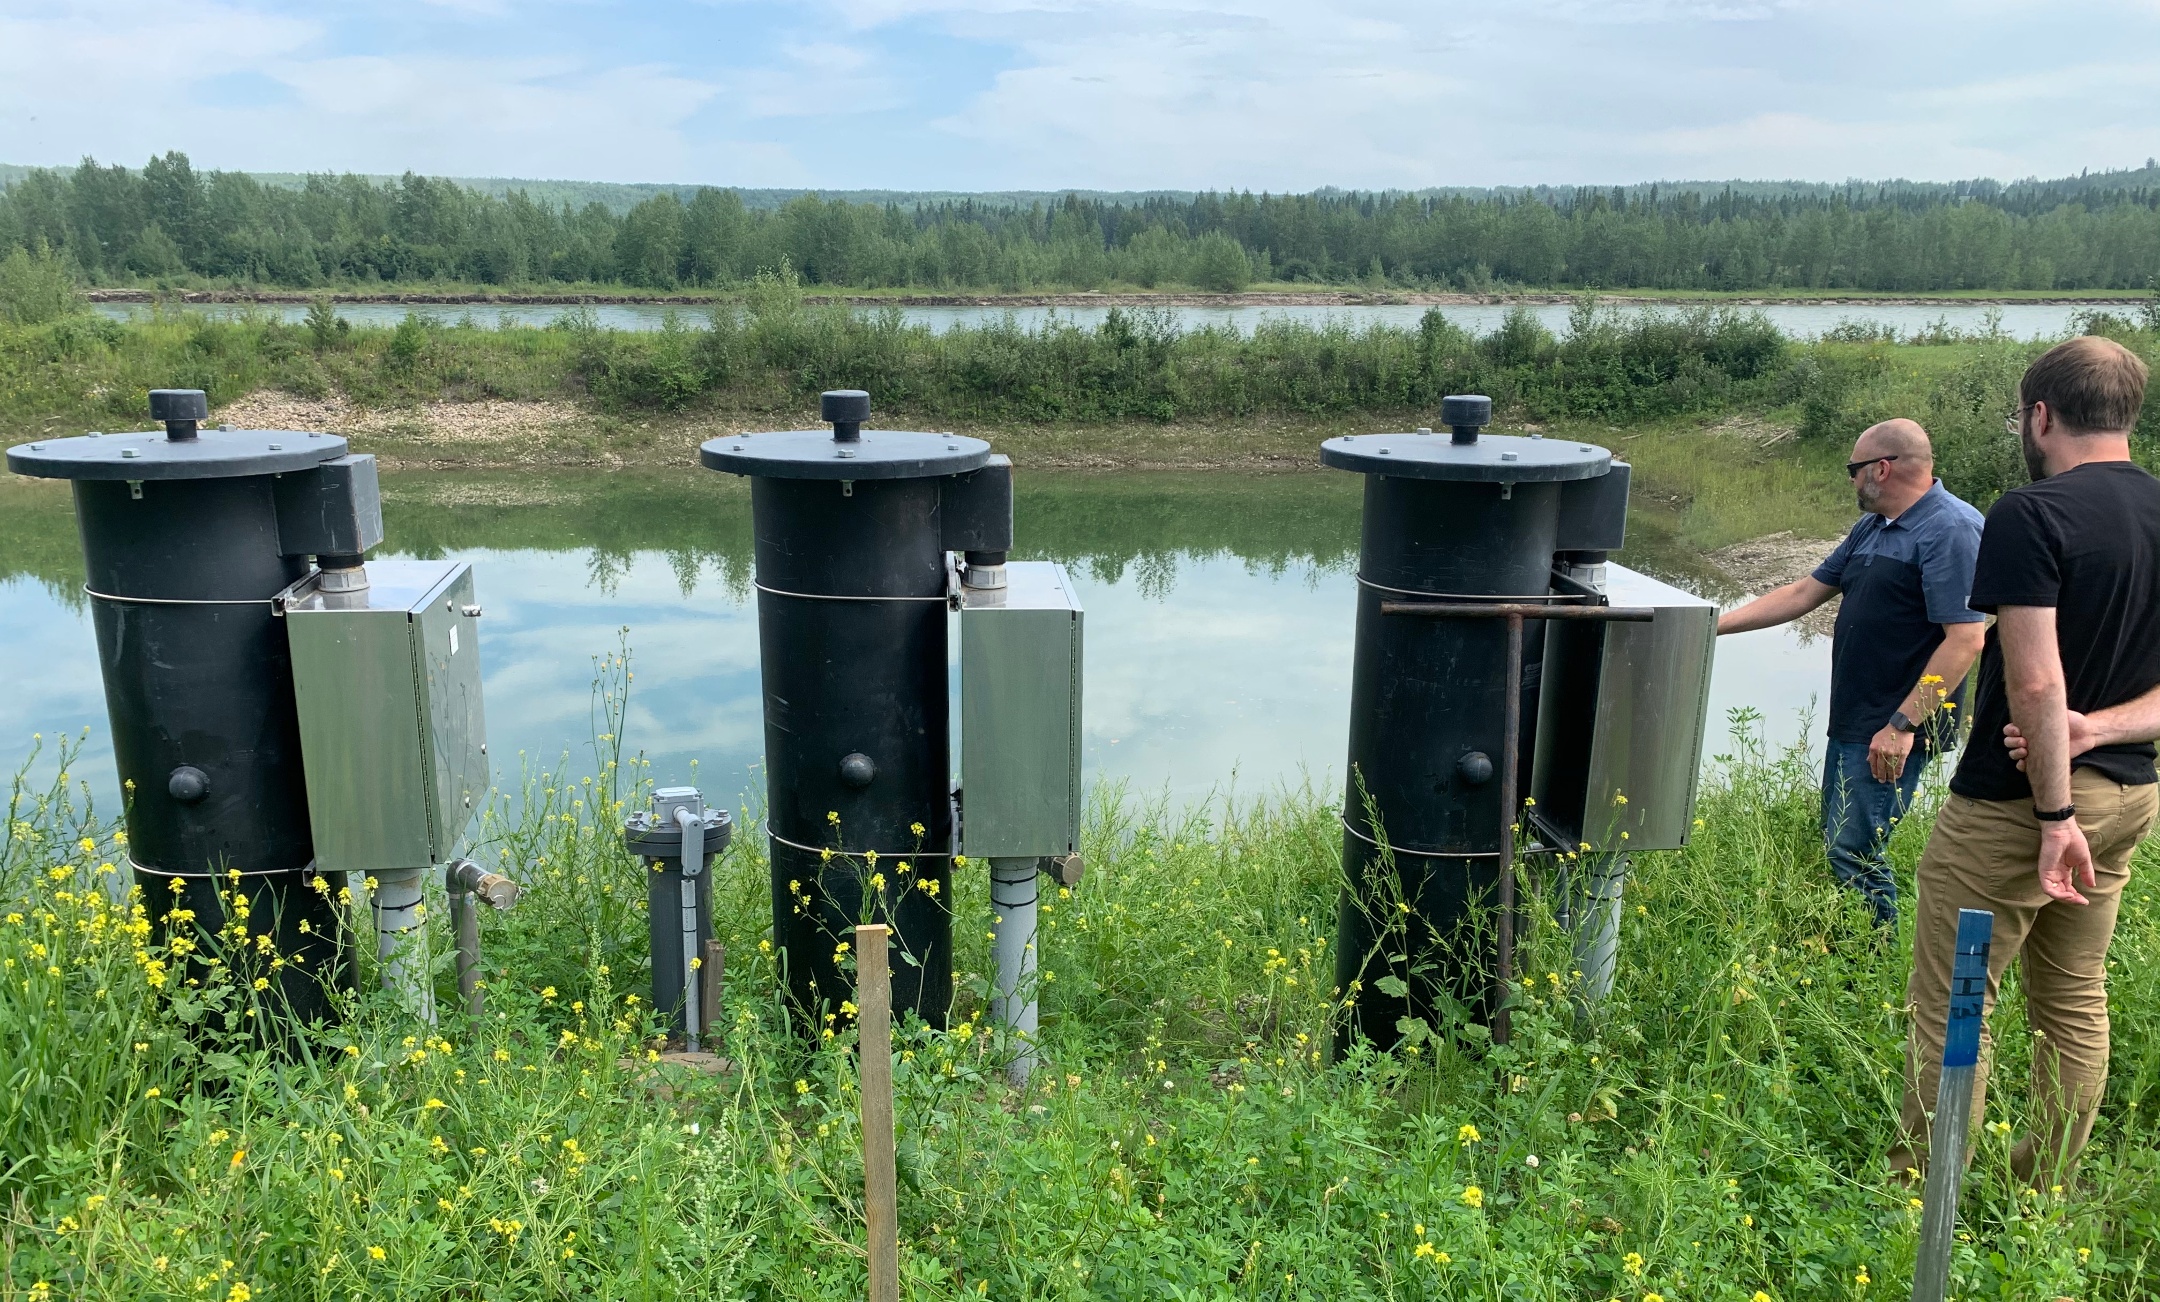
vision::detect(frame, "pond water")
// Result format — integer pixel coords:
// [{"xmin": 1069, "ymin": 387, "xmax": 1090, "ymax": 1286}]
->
[
  {"xmin": 0, "ymin": 469, "xmax": 1828, "ymax": 818},
  {"xmin": 93, "ymin": 298, "xmax": 2109, "ymax": 342}
]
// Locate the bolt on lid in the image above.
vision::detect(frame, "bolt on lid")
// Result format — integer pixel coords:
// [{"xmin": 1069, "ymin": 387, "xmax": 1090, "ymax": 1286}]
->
[{"xmin": 701, "ymin": 389, "xmax": 990, "ymax": 480}]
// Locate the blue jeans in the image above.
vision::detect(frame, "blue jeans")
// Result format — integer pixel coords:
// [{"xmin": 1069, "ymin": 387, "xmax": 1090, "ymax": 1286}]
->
[{"xmin": 1822, "ymin": 739, "xmax": 1927, "ymax": 927}]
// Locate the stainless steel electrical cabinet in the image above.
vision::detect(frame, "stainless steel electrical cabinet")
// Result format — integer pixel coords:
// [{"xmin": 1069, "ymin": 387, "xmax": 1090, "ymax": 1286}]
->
[
  {"xmin": 960, "ymin": 562, "xmax": 1084, "ymax": 857},
  {"xmin": 1530, "ymin": 563, "xmax": 1716, "ymax": 853},
  {"xmin": 285, "ymin": 559, "xmax": 489, "ymax": 871}
]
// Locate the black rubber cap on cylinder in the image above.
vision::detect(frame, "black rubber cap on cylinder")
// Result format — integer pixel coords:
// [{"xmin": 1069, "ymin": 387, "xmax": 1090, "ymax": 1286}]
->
[
  {"xmin": 149, "ymin": 389, "xmax": 210, "ymax": 441},
  {"xmin": 150, "ymin": 389, "xmax": 210, "ymax": 423},
  {"xmin": 822, "ymin": 390, "xmax": 871, "ymax": 441},
  {"xmin": 1441, "ymin": 394, "xmax": 1492, "ymax": 444}
]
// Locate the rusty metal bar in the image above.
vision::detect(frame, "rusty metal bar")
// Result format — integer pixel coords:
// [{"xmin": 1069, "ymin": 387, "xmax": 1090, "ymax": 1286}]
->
[{"xmin": 1495, "ymin": 612, "xmax": 1523, "ymax": 1046}]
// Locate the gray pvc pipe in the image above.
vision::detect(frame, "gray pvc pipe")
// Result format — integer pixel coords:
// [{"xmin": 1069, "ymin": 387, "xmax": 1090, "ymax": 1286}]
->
[
  {"xmin": 370, "ymin": 867, "xmax": 435, "ymax": 1024},
  {"xmin": 1556, "ymin": 556, "xmax": 1627, "ymax": 1015},
  {"xmin": 989, "ymin": 857, "xmax": 1041, "ymax": 1084},
  {"xmin": 676, "ymin": 805, "xmax": 703, "ymax": 1051},
  {"xmin": 1566, "ymin": 855, "xmax": 1628, "ymax": 1011}
]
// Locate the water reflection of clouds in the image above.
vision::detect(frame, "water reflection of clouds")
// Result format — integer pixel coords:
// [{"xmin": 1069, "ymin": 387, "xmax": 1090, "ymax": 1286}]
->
[
  {"xmin": 459, "ymin": 549, "xmax": 765, "ymax": 801},
  {"xmin": 1069, "ymin": 553, "xmax": 1357, "ymax": 805},
  {"xmin": 0, "ymin": 578, "xmax": 114, "ymax": 801},
  {"xmin": 1, "ymin": 540, "xmax": 1830, "ymax": 818}
]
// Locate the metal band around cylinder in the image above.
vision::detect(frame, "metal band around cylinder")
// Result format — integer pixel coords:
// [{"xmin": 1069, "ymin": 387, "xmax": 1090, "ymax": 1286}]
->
[
  {"xmin": 1338, "ymin": 815, "xmax": 1500, "ymax": 859},
  {"xmin": 130, "ymin": 855, "xmax": 326, "ymax": 880},
  {"xmin": 764, "ymin": 826, "xmax": 954, "ymax": 861},
  {"xmin": 85, "ymin": 586, "xmax": 275, "ymax": 607},
  {"xmin": 1353, "ymin": 573, "xmax": 1590, "ymax": 602},
  {"xmin": 751, "ymin": 580, "xmax": 949, "ymax": 604}
]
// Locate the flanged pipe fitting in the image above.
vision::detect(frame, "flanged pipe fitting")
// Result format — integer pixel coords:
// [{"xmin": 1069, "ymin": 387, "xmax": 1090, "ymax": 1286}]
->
[{"xmin": 445, "ymin": 858, "xmax": 522, "ymax": 1017}]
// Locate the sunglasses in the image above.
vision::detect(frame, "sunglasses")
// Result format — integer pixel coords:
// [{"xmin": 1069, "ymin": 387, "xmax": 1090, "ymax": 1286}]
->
[{"xmin": 1846, "ymin": 454, "xmax": 1899, "ymax": 478}]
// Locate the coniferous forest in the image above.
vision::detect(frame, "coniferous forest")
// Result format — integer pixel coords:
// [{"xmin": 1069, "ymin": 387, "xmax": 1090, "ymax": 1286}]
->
[{"xmin": 4, "ymin": 152, "xmax": 2160, "ymax": 294}]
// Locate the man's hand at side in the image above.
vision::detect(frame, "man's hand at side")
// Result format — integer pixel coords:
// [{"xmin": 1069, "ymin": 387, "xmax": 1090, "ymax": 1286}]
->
[
  {"xmin": 1868, "ymin": 721, "xmax": 1914, "ymax": 782},
  {"xmin": 2038, "ymin": 819, "xmax": 2096, "ymax": 905},
  {"xmin": 1998, "ymin": 605, "xmax": 2087, "ymax": 903}
]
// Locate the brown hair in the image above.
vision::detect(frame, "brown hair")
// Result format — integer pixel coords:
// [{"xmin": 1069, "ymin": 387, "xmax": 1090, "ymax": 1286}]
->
[{"xmin": 2020, "ymin": 335, "xmax": 2149, "ymax": 434}]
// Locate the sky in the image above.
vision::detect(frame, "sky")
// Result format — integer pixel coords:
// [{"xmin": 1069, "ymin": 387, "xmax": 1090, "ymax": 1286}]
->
[{"xmin": 2, "ymin": 0, "xmax": 2158, "ymax": 192}]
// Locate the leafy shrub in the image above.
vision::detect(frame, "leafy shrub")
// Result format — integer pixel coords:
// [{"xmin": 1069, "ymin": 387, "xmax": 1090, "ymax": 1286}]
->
[
  {"xmin": 0, "ymin": 243, "xmax": 80, "ymax": 326},
  {"xmin": 385, "ymin": 312, "xmax": 429, "ymax": 373},
  {"xmin": 1792, "ymin": 344, "xmax": 1894, "ymax": 442},
  {"xmin": 1189, "ymin": 233, "xmax": 1252, "ymax": 293}
]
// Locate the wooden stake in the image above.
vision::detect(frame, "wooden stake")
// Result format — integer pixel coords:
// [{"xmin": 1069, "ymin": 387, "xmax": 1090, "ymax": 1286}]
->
[
  {"xmin": 856, "ymin": 924, "xmax": 899, "ymax": 1302},
  {"xmin": 700, "ymin": 939, "xmax": 724, "ymax": 1040}
]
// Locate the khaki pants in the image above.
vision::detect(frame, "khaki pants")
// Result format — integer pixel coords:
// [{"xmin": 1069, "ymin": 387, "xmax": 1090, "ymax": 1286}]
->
[{"xmin": 1890, "ymin": 768, "xmax": 2156, "ymax": 1185}]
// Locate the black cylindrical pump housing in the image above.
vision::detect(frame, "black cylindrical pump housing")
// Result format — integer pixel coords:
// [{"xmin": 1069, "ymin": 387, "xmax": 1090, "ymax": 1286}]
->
[
  {"xmin": 702, "ymin": 396, "xmax": 1010, "ymax": 1033},
  {"xmin": 7, "ymin": 403, "xmax": 378, "ymax": 1030},
  {"xmin": 626, "ymin": 811, "xmax": 733, "ymax": 1038},
  {"xmin": 1319, "ymin": 410, "xmax": 1616, "ymax": 1053}
]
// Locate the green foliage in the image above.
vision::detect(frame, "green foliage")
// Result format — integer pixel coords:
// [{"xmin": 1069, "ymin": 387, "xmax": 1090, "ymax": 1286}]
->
[
  {"xmin": 304, "ymin": 296, "xmax": 346, "ymax": 352},
  {"xmin": 0, "ymin": 242, "xmax": 80, "ymax": 325},
  {"xmin": 7, "ymin": 152, "xmax": 2160, "ymax": 292},
  {"xmin": 1188, "ymin": 232, "xmax": 1252, "ymax": 292},
  {"xmin": 6, "ymin": 694, "xmax": 2160, "ymax": 1298},
  {"xmin": 1792, "ymin": 344, "xmax": 1896, "ymax": 442},
  {"xmin": 384, "ymin": 313, "xmax": 429, "ymax": 373},
  {"xmin": 0, "ymin": 303, "xmax": 1802, "ymax": 434}
]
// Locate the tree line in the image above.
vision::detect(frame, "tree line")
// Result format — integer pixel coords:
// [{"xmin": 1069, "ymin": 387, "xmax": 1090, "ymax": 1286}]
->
[{"xmin": 3, "ymin": 152, "xmax": 2159, "ymax": 293}]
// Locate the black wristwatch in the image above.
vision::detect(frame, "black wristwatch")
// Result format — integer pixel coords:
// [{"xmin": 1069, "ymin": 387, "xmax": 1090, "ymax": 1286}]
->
[
  {"xmin": 2034, "ymin": 804, "xmax": 2078, "ymax": 822},
  {"xmin": 1888, "ymin": 711, "xmax": 1919, "ymax": 735}
]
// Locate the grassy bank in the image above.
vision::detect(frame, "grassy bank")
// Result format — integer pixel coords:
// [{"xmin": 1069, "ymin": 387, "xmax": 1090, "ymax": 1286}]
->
[
  {"xmin": 3, "ymin": 288, "xmax": 2157, "ymax": 548},
  {"xmin": 5, "ymin": 680, "xmax": 2159, "ymax": 1299}
]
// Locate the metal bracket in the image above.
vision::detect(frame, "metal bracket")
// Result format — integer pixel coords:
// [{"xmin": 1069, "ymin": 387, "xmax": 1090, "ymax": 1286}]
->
[{"xmin": 268, "ymin": 570, "xmax": 324, "ymax": 617}]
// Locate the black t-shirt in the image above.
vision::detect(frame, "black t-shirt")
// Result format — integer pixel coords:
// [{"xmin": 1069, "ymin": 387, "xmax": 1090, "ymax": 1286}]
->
[{"xmin": 1951, "ymin": 461, "xmax": 2160, "ymax": 802}]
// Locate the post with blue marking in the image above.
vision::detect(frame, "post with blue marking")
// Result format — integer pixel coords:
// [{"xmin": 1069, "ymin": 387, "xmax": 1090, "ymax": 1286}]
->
[{"xmin": 1913, "ymin": 907, "xmax": 1993, "ymax": 1302}]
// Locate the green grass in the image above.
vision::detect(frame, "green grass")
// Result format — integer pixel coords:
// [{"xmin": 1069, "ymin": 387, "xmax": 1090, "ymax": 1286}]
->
[{"xmin": 6, "ymin": 658, "xmax": 2159, "ymax": 1300}]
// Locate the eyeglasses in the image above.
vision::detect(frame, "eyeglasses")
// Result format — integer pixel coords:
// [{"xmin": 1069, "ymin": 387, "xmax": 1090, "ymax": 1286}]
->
[
  {"xmin": 1846, "ymin": 455, "xmax": 1899, "ymax": 478},
  {"xmin": 2003, "ymin": 406, "xmax": 2028, "ymax": 437}
]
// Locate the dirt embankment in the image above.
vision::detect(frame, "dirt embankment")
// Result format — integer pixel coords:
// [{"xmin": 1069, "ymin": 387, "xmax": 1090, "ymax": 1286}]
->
[{"xmin": 210, "ymin": 392, "xmax": 1347, "ymax": 474}]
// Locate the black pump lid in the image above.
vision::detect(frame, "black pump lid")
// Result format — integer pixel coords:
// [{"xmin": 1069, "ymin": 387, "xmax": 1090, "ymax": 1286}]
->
[
  {"xmin": 1320, "ymin": 431, "xmax": 1611, "ymax": 483},
  {"xmin": 9, "ymin": 428, "xmax": 349, "ymax": 481},
  {"xmin": 701, "ymin": 389, "xmax": 990, "ymax": 480}
]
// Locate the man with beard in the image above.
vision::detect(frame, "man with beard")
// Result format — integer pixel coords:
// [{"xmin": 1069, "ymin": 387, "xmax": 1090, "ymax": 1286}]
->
[
  {"xmin": 1892, "ymin": 335, "xmax": 2159, "ymax": 1187},
  {"xmin": 1718, "ymin": 419, "xmax": 1986, "ymax": 929}
]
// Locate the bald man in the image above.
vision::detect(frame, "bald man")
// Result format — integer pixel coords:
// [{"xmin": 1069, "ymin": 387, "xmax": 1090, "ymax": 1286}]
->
[{"xmin": 1718, "ymin": 420, "xmax": 1987, "ymax": 929}]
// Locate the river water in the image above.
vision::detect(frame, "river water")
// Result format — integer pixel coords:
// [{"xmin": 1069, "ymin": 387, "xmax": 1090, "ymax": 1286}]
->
[
  {"xmin": 0, "ymin": 468, "xmax": 1827, "ymax": 818},
  {"xmin": 93, "ymin": 298, "xmax": 2116, "ymax": 342}
]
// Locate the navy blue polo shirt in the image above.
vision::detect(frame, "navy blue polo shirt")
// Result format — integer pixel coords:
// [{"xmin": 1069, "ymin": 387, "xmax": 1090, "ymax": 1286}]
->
[{"xmin": 1812, "ymin": 480, "xmax": 1985, "ymax": 746}]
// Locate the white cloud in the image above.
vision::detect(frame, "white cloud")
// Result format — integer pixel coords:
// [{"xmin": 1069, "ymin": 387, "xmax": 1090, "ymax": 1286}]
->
[
  {"xmin": 0, "ymin": 0, "xmax": 803, "ymax": 182},
  {"xmin": 729, "ymin": 40, "xmax": 905, "ymax": 117},
  {"xmin": 2, "ymin": 0, "xmax": 2155, "ymax": 187},
  {"xmin": 853, "ymin": 0, "xmax": 2160, "ymax": 187}
]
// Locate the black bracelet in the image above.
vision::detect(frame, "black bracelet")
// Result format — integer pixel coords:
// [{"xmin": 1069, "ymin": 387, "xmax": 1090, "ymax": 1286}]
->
[{"xmin": 2034, "ymin": 803, "xmax": 2077, "ymax": 822}]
